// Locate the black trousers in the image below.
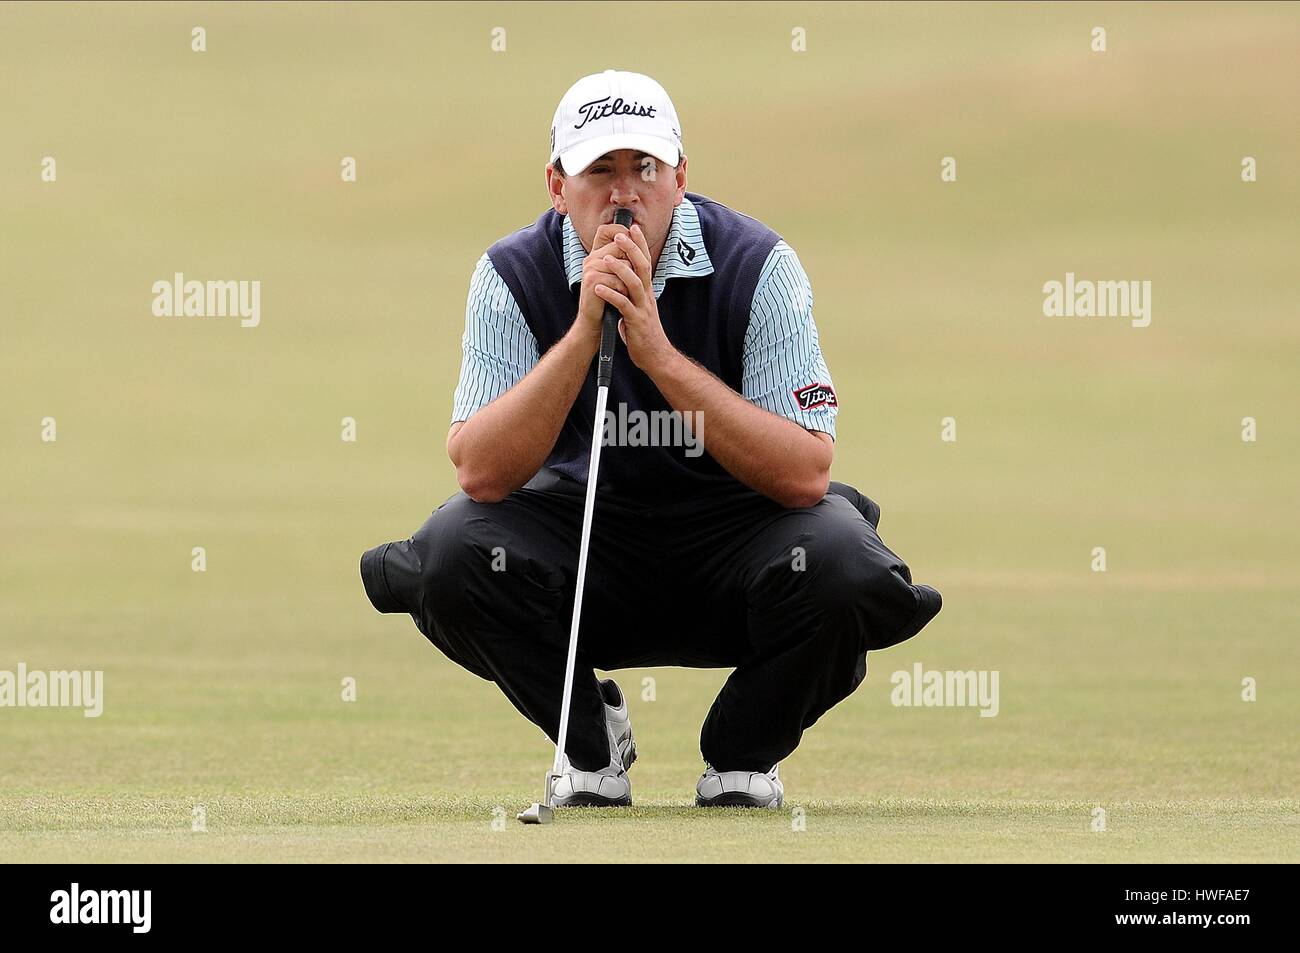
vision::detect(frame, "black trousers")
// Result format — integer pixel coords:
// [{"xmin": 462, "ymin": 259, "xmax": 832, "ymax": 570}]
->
[{"xmin": 361, "ymin": 468, "xmax": 941, "ymax": 772}]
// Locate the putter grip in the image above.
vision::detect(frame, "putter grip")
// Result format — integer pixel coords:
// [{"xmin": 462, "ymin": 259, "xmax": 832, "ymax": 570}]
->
[{"xmin": 597, "ymin": 207, "xmax": 636, "ymax": 388}]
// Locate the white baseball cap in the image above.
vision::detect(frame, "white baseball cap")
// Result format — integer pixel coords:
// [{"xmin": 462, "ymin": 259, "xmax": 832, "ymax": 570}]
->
[{"xmin": 550, "ymin": 69, "xmax": 683, "ymax": 175}]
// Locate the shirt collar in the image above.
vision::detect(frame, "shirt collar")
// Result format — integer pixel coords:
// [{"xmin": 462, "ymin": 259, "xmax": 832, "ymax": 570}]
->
[{"xmin": 562, "ymin": 196, "xmax": 714, "ymax": 298}]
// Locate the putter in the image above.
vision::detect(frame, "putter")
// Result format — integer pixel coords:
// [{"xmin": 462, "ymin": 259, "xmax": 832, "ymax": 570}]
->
[{"xmin": 519, "ymin": 206, "xmax": 634, "ymax": 825}]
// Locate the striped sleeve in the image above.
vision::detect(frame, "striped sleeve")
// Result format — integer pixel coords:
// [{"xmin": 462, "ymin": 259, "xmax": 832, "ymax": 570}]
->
[
  {"xmin": 450, "ymin": 254, "xmax": 540, "ymax": 423},
  {"xmin": 741, "ymin": 241, "xmax": 838, "ymax": 440}
]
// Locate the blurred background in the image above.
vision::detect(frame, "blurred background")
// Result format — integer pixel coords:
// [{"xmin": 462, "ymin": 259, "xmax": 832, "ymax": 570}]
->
[{"xmin": 1, "ymin": 1, "xmax": 1296, "ymax": 861}]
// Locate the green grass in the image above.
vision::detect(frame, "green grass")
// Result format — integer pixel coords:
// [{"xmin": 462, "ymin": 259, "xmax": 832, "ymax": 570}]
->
[
  {"xmin": 4, "ymin": 797, "xmax": 1296, "ymax": 863},
  {"xmin": 2, "ymin": 1, "xmax": 1298, "ymax": 862}
]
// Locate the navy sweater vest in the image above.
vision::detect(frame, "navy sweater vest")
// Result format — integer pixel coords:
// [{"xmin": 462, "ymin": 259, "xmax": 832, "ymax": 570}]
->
[{"xmin": 487, "ymin": 192, "xmax": 780, "ymax": 502}]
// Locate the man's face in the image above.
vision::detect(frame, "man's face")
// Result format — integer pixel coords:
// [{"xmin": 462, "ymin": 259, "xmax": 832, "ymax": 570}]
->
[{"xmin": 546, "ymin": 149, "xmax": 688, "ymax": 270}]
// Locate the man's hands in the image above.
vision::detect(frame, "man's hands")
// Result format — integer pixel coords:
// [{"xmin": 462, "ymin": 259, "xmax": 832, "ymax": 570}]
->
[
  {"xmin": 581, "ymin": 223, "xmax": 674, "ymax": 373},
  {"xmin": 585, "ymin": 224, "xmax": 830, "ymax": 508},
  {"xmin": 577, "ymin": 222, "xmax": 637, "ymax": 340}
]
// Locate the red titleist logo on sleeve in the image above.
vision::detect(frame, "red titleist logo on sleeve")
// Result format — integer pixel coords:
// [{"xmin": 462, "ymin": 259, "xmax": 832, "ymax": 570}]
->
[{"xmin": 793, "ymin": 382, "xmax": 838, "ymax": 411}]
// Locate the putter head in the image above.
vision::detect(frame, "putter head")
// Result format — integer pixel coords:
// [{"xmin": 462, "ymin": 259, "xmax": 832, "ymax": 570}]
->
[
  {"xmin": 517, "ymin": 770, "xmax": 561, "ymax": 825},
  {"xmin": 516, "ymin": 802, "xmax": 553, "ymax": 825}
]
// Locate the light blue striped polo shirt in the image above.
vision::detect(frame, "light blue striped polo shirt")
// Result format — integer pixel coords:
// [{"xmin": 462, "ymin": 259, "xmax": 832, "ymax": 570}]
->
[{"xmin": 451, "ymin": 196, "xmax": 837, "ymax": 439}]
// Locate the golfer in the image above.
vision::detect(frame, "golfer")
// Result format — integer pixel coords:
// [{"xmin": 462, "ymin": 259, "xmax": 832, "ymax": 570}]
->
[{"xmin": 361, "ymin": 70, "xmax": 942, "ymax": 808}]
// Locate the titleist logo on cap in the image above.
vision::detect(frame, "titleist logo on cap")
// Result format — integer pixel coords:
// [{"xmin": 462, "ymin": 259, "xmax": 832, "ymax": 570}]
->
[{"xmin": 574, "ymin": 96, "xmax": 657, "ymax": 130}]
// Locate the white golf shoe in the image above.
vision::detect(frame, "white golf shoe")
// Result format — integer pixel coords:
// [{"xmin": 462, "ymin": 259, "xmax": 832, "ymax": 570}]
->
[
  {"xmin": 695, "ymin": 763, "xmax": 784, "ymax": 809},
  {"xmin": 599, "ymin": 677, "xmax": 637, "ymax": 771},
  {"xmin": 551, "ymin": 722, "xmax": 632, "ymax": 807},
  {"xmin": 552, "ymin": 680, "xmax": 637, "ymax": 808}
]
